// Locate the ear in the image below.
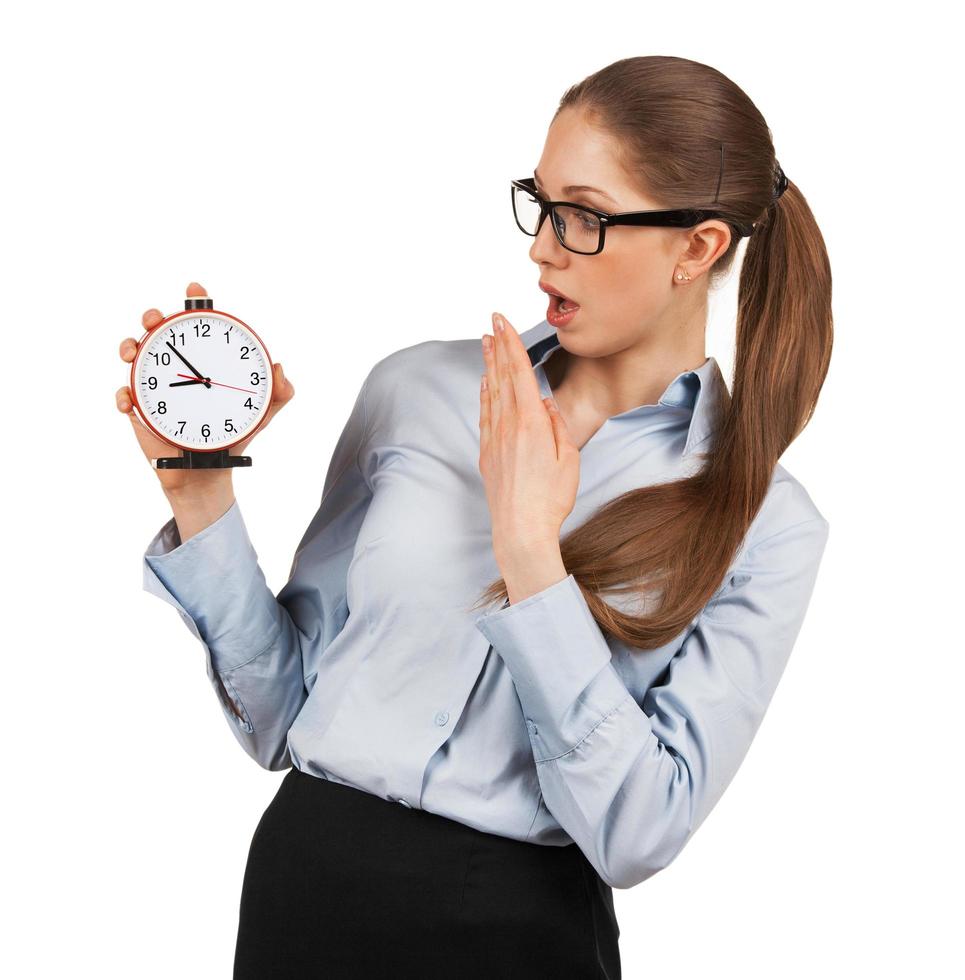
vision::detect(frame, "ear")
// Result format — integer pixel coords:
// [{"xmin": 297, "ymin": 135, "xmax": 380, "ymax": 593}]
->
[{"xmin": 678, "ymin": 220, "xmax": 732, "ymax": 277}]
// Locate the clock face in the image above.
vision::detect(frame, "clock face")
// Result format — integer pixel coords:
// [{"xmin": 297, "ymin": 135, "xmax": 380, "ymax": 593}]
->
[{"xmin": 132, "ymin": 311, "xmax": 273, "ymax": 451}]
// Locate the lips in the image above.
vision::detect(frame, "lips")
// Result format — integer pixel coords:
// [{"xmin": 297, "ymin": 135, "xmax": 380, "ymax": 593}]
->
[{"xmin": 539, "ymin": 281, "xmax": 579, "ymax": 306}]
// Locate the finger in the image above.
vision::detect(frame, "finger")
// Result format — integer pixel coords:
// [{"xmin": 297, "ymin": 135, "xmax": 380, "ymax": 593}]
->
[
  {"xmin": 116, "ymin": 387, "xmax": 149, "ymax": 434},
  {"xmin": 186, "ymin": 281, "xmax": 207, "ymax": 297},
  {"xmin": 495, "ymin": 312, "xmax": 542, "ymax": 416},
  {"xmin": 119, "ymin": 337, "xmax": 139, "ymax": 362},
  {"xmin": 141, "ymin": 308, "xmax": 165, "ymax": 331},
  {"xmin": 481, "ymin": 332, "xmax": 498, "ymax": 431},
  {"xmin": 491, "ymin": 313, "xmax": 517, "ymax": 418},
  {"xmin": 543, "ymin": 396, "xmax": 568, "ymax": 458},
  {"xmin": 479, "ymin": 371, "xmax": 491, "ymax": 450},
  {"xmin": 116, "ymin": 386, "xmax": 133, "ymax": 413},
  {"xmin": 280, "ymin": 362, "xmax": 294, "ymax": 399},
  {"xmin": 272, "ymin": 362, "xmax": 294, "ymax": 402}
]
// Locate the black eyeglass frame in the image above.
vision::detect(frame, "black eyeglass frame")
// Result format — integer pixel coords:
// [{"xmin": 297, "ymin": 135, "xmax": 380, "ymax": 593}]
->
[{"xmin": 511, "ymin": 176, "xmax": 755, "ymax": 255}]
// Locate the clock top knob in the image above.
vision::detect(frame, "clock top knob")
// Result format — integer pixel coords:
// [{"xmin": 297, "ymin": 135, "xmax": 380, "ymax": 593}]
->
[{"xmin": 184, "ymin": 296, "xmax": 214, "ymax": 311}]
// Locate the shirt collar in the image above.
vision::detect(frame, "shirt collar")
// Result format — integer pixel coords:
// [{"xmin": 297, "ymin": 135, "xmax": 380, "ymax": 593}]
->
[{"xmin": 520, "ymin": 319, "xmax": 728, "ymax": 458}]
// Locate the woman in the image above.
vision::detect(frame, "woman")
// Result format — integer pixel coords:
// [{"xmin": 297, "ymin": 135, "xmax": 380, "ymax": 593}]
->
[{"xmin": 118, "ymin": 55, "xmax": 832, "ymax": 979}]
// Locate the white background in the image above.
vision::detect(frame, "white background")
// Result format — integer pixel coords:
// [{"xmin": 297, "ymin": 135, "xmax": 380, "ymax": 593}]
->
[{"xmin": 3, "ymin": 1, "xmax": 959, "ymax": 976}]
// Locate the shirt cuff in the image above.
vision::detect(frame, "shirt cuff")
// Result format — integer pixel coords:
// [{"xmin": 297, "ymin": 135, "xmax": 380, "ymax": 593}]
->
[
  {"xmin": 473, "ymin": 573, "xmax": 624, "ymax": 758},
  {"xmin": 142, "ymin": 498, "xmax": 281, "ymax": 672}
]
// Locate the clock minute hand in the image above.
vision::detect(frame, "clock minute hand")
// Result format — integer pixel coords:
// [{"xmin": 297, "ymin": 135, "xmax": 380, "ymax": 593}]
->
[{"xmin": 166, "ymin": 340, "xmax": 211, "ymax": 389}]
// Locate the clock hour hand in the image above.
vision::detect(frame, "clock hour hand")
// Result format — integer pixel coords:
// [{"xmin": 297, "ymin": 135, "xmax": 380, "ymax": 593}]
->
[
  {"xmin": 166, "ymin": 340, "xmax": 211, "ymax": 389},
  {"xmin": 170, "ymin": 372, "xmax": 259, "ymax": 394}
]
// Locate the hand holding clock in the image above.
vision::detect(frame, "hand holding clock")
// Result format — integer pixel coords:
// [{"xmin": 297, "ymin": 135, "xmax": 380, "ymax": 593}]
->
[{"xmin": 115, "ymin": 281, "xmax": 295, "ymax": 495}]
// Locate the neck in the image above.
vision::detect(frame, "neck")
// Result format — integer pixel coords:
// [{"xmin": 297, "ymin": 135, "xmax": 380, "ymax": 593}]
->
[{"xmin": 544, "ymin": 332, "xmax": 707, "ymax": 422}]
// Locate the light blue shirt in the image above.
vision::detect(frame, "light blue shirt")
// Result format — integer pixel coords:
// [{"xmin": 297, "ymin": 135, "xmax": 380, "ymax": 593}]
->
[{"xmin": 142, "ymin": 317, "xmax": 829, "ymax": 890}]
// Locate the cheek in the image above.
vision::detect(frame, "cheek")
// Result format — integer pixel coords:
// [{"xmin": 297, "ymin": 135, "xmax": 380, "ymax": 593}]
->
[{"xmin": 591, "ymin": 242, "xmax": 671, "ymax": 325}]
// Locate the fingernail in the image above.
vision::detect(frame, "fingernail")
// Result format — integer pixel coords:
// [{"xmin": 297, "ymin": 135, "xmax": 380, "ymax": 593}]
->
[{"xmin": 492, "ymin": 313, "xmax": 504, "ymax": 332}]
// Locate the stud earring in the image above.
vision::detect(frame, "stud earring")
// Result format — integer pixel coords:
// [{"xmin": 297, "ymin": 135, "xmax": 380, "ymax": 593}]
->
[{"xmin": 675, "ymin": 271, "xmax": 692, "ymax": 281}]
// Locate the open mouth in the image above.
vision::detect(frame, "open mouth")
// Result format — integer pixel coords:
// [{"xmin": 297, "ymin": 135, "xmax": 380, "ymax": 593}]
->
[
  {"xmin": 545, "ymin": 291, "xmax": 581, "ymax": 326},
  {"xmin": 540, "ymin": 281, "xmax": 582, "ymax": 325},
  {"xmin": 549, "ymin": 292, "xmax": 580, "ymax": 315}
]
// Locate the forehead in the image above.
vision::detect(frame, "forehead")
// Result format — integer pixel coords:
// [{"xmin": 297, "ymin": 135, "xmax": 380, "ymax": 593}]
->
[
  {"xmin": 537, "ymin": 113, "xmax": 622, "ymax": 184},
  {"xmin": 534, "ymin": 110, "xmax": 652, "ymax": 207}
]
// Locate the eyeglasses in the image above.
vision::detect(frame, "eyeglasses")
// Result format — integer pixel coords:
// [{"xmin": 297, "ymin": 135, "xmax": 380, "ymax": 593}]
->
[{"xmin": 511, "ymin": 145, "xmax": 755, "ymax": 255}]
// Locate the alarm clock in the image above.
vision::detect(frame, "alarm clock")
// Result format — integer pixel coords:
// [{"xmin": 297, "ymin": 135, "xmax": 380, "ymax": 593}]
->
[{"xmin": 130, "ymin": 293, "xmax": 274, "ymax": 469}]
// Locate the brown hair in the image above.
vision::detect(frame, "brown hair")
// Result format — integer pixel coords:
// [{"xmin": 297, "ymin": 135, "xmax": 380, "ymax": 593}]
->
[{"xmin": 473, "ymin": 55, "xmax": 833, "ymax": 650}]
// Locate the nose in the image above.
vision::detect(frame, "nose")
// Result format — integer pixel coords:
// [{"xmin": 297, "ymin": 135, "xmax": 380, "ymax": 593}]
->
[{"xmin": 528, "ymin": 211, "xmax": 567, "ymax": 266}]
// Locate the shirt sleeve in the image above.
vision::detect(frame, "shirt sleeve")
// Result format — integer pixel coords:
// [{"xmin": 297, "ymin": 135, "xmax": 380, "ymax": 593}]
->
[
  {"xmin": 473, "ymin": 516, "xmax": 830, "ymax": 889},
  {"xmin": 142, "ymin": 371, "xmax": 374, "ymax": 771}
]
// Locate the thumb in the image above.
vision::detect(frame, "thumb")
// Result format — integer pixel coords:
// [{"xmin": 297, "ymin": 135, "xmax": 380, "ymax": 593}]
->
[{"xmin": 274, "ymin": 362, "xmax": 295, "ymax": 402}]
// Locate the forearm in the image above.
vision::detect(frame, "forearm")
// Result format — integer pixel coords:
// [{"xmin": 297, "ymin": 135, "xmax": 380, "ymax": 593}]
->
[
  {"xmin": 476, "ymin": 518, "xmax": 831, "ymax": 889},
  {"xmin": 144, "ymin": 490, "xmax": 308, "ymax": 770}
]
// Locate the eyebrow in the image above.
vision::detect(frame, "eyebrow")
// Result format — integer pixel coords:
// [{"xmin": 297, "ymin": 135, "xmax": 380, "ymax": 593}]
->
[{"xmin": 533, "ymin": 169, "xmax": 618, "ymax": 206}]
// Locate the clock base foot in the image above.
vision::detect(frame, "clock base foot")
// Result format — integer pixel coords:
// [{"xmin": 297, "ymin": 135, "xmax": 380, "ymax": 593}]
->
[{"xmin": 154, "ymin": 449, "xmax": 252, "ymax": 469}]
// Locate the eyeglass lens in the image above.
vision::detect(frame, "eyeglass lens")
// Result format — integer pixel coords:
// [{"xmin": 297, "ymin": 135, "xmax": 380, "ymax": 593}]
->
[{"xmin": 513, "ymin": 184, "xmax": 601, "ymax": 254}]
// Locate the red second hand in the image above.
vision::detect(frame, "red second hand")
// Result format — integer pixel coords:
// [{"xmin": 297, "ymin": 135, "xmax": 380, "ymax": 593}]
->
[{"xmin": 176, "ymin": 372, "xmax": 260, "ymax": 394}]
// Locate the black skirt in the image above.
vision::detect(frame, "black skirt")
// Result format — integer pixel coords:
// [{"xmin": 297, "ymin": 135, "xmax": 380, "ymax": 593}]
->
[{"xmin": 233, "ymin": 765, "xmax": 621, "ymax": 979}]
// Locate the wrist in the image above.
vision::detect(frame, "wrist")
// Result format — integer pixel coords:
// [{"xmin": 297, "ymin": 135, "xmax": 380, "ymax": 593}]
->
[
  {"xmin": 163, "ymin": 473, "xmax": 235, "ymax": 510},
  {"xmin": 493, "ymin": 538, "xmax": 566, "ymax": 604},
  {"xmin": 492, "ymin": 530, "xmax": 560, "ymax": 565},
  {"xmin": 163, "ymin": 477, "xmax": 236, "ymax": 545}
]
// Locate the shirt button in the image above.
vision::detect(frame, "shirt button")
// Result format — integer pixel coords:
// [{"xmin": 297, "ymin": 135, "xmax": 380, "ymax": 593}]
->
[{"xmin": 434, "ymin": 710, "xmax": 449, "ymax": 726}]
